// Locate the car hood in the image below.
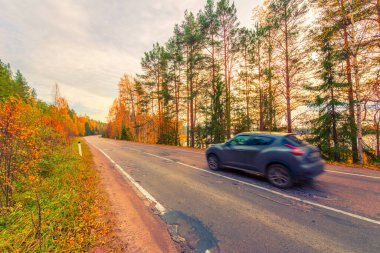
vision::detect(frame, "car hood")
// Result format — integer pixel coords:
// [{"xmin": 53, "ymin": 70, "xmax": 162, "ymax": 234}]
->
[{"xmin": 208, "ymin": 143, "xmax": 224, "ymax": 148}]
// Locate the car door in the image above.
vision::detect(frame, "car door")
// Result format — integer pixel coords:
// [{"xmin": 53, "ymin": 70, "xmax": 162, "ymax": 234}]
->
[
  {"xmin": 243, "ymin": 136, "xmax": 275, "ymax": 172},
  {"xmin": 223, "ymin": 135, "xmax": 251, "ymax": 169}
]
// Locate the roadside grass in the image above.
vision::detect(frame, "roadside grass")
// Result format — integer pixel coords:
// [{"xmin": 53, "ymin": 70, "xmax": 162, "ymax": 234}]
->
[
  {"xmin": 326, "ymin": 160, "xmax": 380, "ymax": 171},
  {"xmin": 0, "ymin": 138, "xmax": 123, "ymax": 252}
]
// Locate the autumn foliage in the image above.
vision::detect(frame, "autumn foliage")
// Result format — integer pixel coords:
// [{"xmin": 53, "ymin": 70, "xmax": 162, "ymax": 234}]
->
[
  {"xmin": 104, "ymin": 74, "xmax": 182, "ymax": 144},
  {"xmin": 0, "ymin": 60, "xmax": 109, "ymax": 251},
  {"xmin": 0, "ymin": 92, "xmax": 103, "ymax": 208}
]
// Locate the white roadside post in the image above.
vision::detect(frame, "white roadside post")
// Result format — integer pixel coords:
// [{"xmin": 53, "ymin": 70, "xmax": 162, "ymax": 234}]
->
[{"xmin": 78, "ymin": 141, "xmax": 82, "ymax": 157}]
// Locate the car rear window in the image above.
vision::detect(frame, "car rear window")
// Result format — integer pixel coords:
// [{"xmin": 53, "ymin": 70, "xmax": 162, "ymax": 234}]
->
[{"xmin": 283, "ymin": 135, "xmax": 307, "ymax": 147}]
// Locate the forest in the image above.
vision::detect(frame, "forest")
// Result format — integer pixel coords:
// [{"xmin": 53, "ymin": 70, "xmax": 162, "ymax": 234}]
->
[{"xmin": 105, "ymin": 0, "xmax": 379, "ymax": 166}]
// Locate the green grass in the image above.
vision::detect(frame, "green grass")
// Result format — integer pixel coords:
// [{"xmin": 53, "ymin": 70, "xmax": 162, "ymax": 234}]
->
[{"xmin": 0, "ymin": 138, "xmax": 118, "ymax": 252}]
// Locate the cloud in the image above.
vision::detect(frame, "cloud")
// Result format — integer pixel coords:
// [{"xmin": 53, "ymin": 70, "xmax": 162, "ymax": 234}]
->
[{"xmin": 0, "ymin": 0, "xmax": 263, "ymax": 121}]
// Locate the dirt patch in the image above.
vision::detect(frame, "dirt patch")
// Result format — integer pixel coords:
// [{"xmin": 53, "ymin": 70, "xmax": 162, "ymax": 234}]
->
[{"xmin": 87, "ymin": 142, "xmax": 179, "ymax": 253}]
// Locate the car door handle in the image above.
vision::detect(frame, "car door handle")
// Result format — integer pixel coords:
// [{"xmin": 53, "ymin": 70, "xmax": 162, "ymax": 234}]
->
[{"xmin": 236, "ymin": 149, "xmax": 246, "ymax": 152}]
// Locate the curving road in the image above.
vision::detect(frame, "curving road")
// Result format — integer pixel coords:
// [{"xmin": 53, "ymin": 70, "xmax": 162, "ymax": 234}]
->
[{"xmin": 85, "ymin": 136, "xmax": 380, "ymax": 253}]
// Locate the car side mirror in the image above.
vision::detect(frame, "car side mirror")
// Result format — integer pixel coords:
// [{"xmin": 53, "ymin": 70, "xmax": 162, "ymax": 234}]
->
[{"xmin": 225, "ymin": 141, "xmax": 231, "ymax": 146}]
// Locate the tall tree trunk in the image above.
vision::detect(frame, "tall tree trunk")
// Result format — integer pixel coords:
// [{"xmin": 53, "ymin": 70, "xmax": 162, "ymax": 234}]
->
[
  {"xmin": 376, "ymin": 123, "xmax": 380, "ymax": 159},
  {"xmin": 268, "ymin": 29, "xmax": 274, "ymax": 131},
  {"xmin": 377, "ymin": 0, "xmax": 380, "ymax": 31},
  {"xmin": 375, "ymin": 113, "xmax": 379, "ymax": 159},
  {"xmin": 258, "ymin": 40, "xmax": 264, "ymax": 131},
  {"xmin": 348, "ymin": 1, "xmax": 363, "ymax": 164},
  {"xmin": 340, "ymin": 0, "xmax": 358, "ymax": 163},
  {"xmin": 190, "ymin": 48, "xmax": 195, "ymax": 148},
  {"xmin": 212, "ymin": 35, "xmax": 216, "ymax": 95},
  {"xmin": 353, "ymin": 55, "xmax": 363, "ymax": 164},
  {"xmin": 211, "ymin": 35, "xmax": 217, "ymax": 142},
  {"xmin": 174, "ymin": 71, "xmax": 179, "ymax": 146},
  {"xmin": 193, "ymin": 78, "xmax": 197, "ymax": 147},
  {"xmin": 245, "ymin": 47, "xmax": 250, "ymax": 130},
  {"xmin": 223, "ymin": 27, "xmax": 231, "ymax": 139},
  {"xmin": 284, "ymin": 8, "xmax": 292, "ymax": 133},
  {"xmin": 186, "ymin": 48, "xmax": 190, "ymax": 147},
  {"xmin": 331, "ymin": 86, "xmax": 340, "ymax": 161},
  {"xmin": 129, "ymin": 90, "xmax": 137, "ymax": 137},
  {"xmin": 157, "ymin": 72, "xmax": 162, "ymax": 139}
]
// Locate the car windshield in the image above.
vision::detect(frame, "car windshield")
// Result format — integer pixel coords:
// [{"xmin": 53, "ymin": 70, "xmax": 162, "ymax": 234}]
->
[{"xmin": 284, "ymin": 134, "xmax": 307, "ymax": 147}]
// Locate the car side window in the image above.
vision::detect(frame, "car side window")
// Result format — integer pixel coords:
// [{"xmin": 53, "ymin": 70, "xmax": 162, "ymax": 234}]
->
[
  {"xmin": 246, "ymin": 136, "xmax": 274, "ymax": 146},
  {"xmin": 229, "ymin": 135, "xmax": 250, "ymax": 146}
]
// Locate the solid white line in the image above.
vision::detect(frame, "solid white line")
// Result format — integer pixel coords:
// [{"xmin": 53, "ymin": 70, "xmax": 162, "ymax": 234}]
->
[
  {"xmin": 104, "ymin": 139, "xmax": 203, "ymax": 154},
  {"xmin": 123, "ymin": 147, "xmax": 380, "ymax": 226},
  {"xmin": 325, "ymin": 170, "xmax": 380, "ymax": 180},
  {"xmin": 150, "ymin": 146, "xmax": 203, "ymax": 155},
  {"xmin": 143, "ymin": 151, "xmax": 174, "ymax": 162},
  {"xmin": 92, "ymin": 144, "xmax": 167, "ymax": 215}
]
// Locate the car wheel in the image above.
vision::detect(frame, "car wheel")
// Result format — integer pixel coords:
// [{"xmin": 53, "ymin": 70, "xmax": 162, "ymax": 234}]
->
[
  {"xmin": 207, "ymin": 154, "xmax": 220, "ymax": 171},
  {"xmin": 267, "ymin": 164, "xmax": 293, "ymax": 188}
]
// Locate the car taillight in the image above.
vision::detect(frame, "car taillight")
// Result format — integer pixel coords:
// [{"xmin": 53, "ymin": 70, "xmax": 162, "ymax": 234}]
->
[{"xmin": 284, "ymin": 144, "xmax": 304, "ymax": 156}]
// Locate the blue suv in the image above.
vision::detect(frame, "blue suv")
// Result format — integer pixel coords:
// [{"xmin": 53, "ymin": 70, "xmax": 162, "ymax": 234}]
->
[{"xmin": 205, "ymin": 132, "xmax": 325, "ymax": 188}]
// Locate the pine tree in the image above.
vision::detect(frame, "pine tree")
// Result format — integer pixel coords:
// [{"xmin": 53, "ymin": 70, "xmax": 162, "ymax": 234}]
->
[
  {"xmin": 261, "ymin": 3, "xmax": 279, "ymax": 131},
  {"xmin": 309, "ymin": 27, "xmax": 346, "ymax": 161},
  {"xmin": 14, "ymin": 70, "xmax": 30, "ymax": 100},
  {"xmin": 141, "ymin": 43, "xmax": 169, "ymax": 142},
  {"xmin": 0, "ymin": 60, "xmax": 32, "ymax": 101},
  {"xmin": 165, "ymin": 25, "xmax": 185, "ymax": 146},
  {"xmin": 199, "ymin": 0, "xmax": 226, "ymax": 143},
  {"xmin": 236, "ymin": 27, "xmax": 253, "ymax": 132},
  {"xmin": 181, "ymin": 11, "xmax": 204, "ymax": 147},
  {"xmin": 269, "ymin": 0, "xmax": 309, "ymax": 133},
  {"xmin": 216, "ymin": 0, "xmax": 240, "ymax": 139},
  {"xmin": 0, "ymin": 60, "xmax": 13, "ymax": 100},
  {"xmin": 84, "ymin": 121, "xmax": 94, "ymax": 136}
]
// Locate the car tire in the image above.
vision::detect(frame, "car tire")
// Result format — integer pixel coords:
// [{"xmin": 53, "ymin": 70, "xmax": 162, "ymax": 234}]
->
[
  {"xmin": 267, "ymin": 164, "xmax": 293, "ymax": 189},
  {"xmin": 207, "ymin": 154, "xmax": 220, "ymax": 171}
]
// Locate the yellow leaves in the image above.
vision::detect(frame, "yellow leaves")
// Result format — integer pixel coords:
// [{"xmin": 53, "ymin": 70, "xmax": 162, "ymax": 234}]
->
[{"xmin": 28, "ymin": 175, "xmax": 38, "ymax": 183}]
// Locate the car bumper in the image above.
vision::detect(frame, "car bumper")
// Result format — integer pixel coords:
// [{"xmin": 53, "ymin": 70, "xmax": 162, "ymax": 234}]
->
[{"xmin": 295, "ymin": 160, "xmax": 325, "ymax": 180}]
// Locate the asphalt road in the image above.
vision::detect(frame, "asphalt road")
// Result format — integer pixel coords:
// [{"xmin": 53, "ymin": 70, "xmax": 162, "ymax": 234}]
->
[{"xmin": 85, "ymin": 136, "xmax": 380, "ymax": 253}]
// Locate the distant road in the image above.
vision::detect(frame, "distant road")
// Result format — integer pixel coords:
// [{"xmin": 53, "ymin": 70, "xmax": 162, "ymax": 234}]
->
[{"xmin": 86, "ymin": 136, "xmax": 380, "ymax": 253}]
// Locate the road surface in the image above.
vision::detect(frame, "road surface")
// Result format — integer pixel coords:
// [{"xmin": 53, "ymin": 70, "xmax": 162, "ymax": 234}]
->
[{"xmin": 85, "ymin": 136, "xmax": 380, "ymax": 253}]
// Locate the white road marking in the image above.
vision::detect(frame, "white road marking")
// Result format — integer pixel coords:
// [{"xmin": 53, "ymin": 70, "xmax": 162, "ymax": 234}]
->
[
  {"xmin": 92, "ymin": 144, "xmax": 167, "ymax": 215},
  {"xmin": 149, "ymin": 146, "xmax": 203, "ymax": 155},
  {"xmin": 102, "ymin": 139, "xmax": 202, "ymax": 153},
  {"xmin": 325, "ymin": 170, "xmax": 380, "ymax": 180},
  {"xmin": 119, "ymin": 145, "xmax": 380, "ymax": 226},
  {"xmin": 143, "ymin": 151, "xmax": 174, "ymax": 162},
  {"xmin": 122, "ymin": 143, "xmax": 203, "ymax": 155}
]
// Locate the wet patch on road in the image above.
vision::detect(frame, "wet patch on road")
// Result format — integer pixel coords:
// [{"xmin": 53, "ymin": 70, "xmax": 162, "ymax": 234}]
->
[
  {"xmin": 291, "ymin": 183, "xmax": 332, "ymax": 200},
  {"xmin": 323, "ymin": 213, "xmax": 358, "ymax": 228},
  {"xmin": 162, "ymin": 211, "xmax": 219, "ymax": 253}
]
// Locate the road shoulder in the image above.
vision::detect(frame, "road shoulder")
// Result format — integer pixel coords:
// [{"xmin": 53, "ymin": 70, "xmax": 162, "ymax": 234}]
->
[{"xmin": 87, "ymin": 141, "xmax": 179, "ymax": 253}]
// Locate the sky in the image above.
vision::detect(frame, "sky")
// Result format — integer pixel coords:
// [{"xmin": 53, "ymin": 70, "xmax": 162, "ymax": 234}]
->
[{"xmin": 0, "ymin": 0, "xmax": 264, "ymax": 121}]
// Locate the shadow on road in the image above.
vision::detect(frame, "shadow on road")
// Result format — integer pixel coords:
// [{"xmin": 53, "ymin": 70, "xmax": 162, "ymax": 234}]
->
[
  {"xmin": 162, "ymin": 210, "xmax": 220, "ymax": 253},
  {"xmin": 215, "ymin": 167, "xmax": 330, "ymax": 198}
]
